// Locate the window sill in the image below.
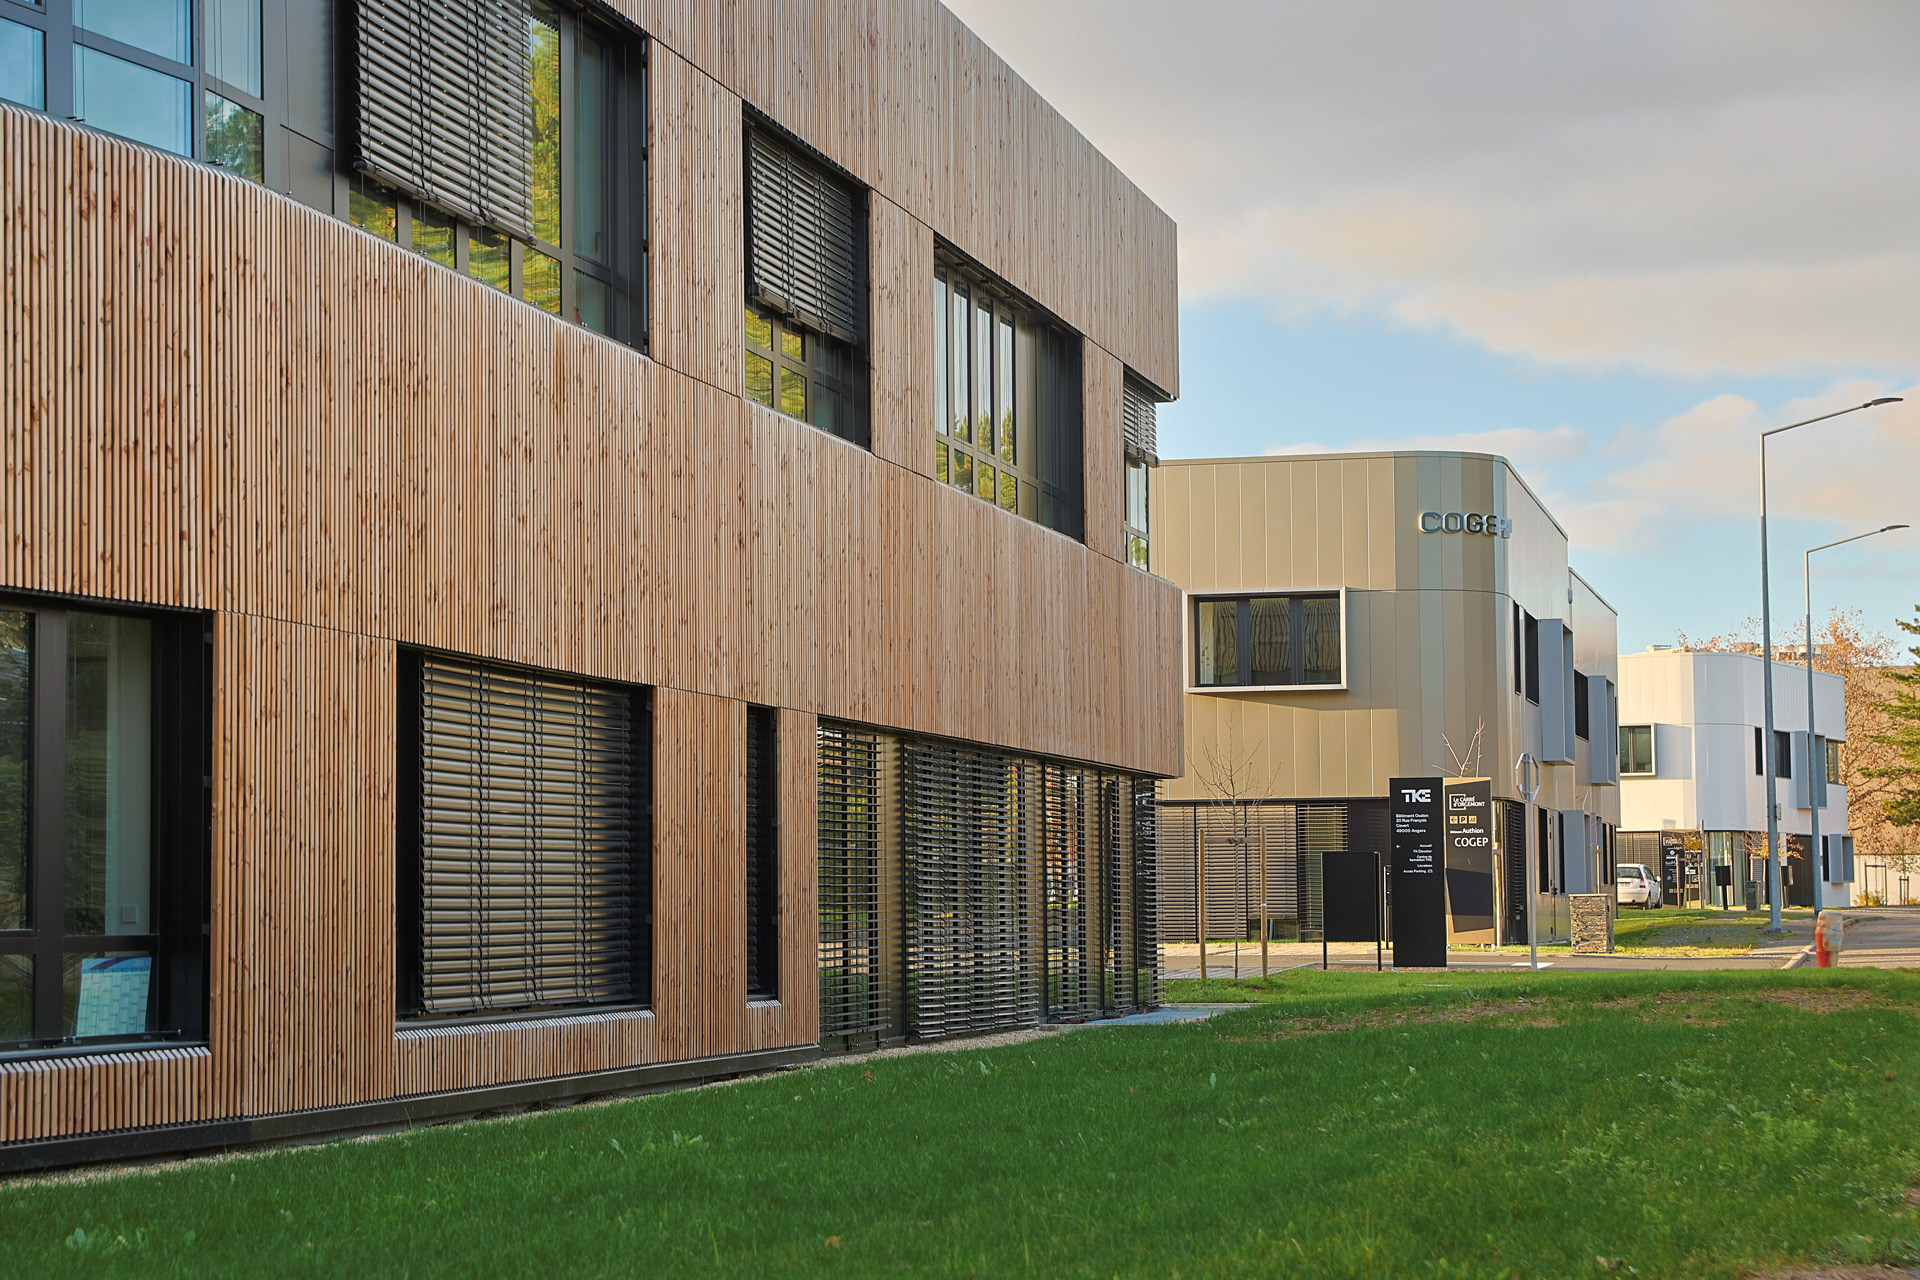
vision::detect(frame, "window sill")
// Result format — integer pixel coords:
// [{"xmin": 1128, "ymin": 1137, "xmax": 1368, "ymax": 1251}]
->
[
  {"xmin": 0, "ymin": 1040, "xmax": 210, "ymax": 1066},
  {"xmin": 1188, "ymin": 682, "xmax": 1347, "ymax": 695},
  {"xmin": 397, "ymin": 1006, "xmax": 655, "ymax": 1037}
]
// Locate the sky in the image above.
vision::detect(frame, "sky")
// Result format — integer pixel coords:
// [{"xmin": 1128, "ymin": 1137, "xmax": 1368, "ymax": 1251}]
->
[{"xmin": 942, "ymin": 0, "xmax": 1920, "ymax": 653}]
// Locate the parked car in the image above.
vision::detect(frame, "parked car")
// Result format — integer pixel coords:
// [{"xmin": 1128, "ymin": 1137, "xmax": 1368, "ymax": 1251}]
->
[{"xmin": 1617, "ymin": 863, "xmax": 1662, "ymax": 909}]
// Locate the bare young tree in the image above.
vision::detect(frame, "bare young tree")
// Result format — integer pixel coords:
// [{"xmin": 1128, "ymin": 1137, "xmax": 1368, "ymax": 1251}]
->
[{"xmin": 1192, "ymin": 710, "xmax": 1282, "ymax": 979}]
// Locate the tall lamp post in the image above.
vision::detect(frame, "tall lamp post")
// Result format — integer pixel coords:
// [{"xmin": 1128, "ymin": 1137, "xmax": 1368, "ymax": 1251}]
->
[
  {"xmin": 1759, "ymin": 397, "xmax": 1902, "ymax": 932},
  {"xmin": 1804, "ymin": 524, "xmax": 1909, "ymax": 906}
]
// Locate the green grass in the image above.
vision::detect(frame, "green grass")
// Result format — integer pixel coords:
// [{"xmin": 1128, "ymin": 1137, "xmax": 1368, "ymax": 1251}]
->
[{"xmin": 8, "ymin": 969, "xmax": 1920, "ymax": 1278}]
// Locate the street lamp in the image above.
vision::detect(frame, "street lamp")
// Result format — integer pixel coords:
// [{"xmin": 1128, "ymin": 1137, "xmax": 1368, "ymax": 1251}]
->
[
  {"xmin": 1758, "ymin": 396, "xmax": 1902, "ymax": 933},
  {"xmin": 1804, "ymin": 523, "xmax": 1909, "ymax": 907}
]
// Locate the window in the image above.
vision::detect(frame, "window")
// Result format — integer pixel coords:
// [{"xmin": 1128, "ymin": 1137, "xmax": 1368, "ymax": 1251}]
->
[
  {"xmin": 1573, "ymin": 671, "xmax": 1590, "ymax": 740},
  {"xmin": 1523, "ymin": 611, "xmax": 1540, "ymax": 704},
  {"xmin": 1192, "ymin": 594, "xmax": 1342, "ymax": 689},
  {"xmin": 1775, "ymin": 729, "xmax": 1792, "ymax": 780},
  {"xmin": 397, "ymin": 652, "xmax": 650, "ymax": 1020},
  {"xmin": 744, "ymin": 122, "xmax": 867, "ymax": 446},
  {"xmin": 1826, "ymin": 738, "xmax": 1842, "ymax": 786},
  {"xmin": 1754, "ymin": 725, "xmax": 1763, "ymax": 776},
  {"xmin": 1511, "ymin": 603, "xmax": 1522, "ymax": 695},
  {"xmin": 354, "ymin": 0, "xmax": 646, "ymax": 344},
  {"xmin": 1618, "ymin": 724, "xmax": 1654, "ymax": 776},
  {"xmin": 1122, "ymin": 378, "xmax": 1159, "ymax": 569},
  {"xmin": 745, "ymin": 704, "xmax": 777, "ymax": 1002},
  {"xmin": 934, "ymin": 253, "xmax": 1084, "ymax": 538},
  {"xmin": 0, "ymin": 596, "xmax": 209, "ymax": 1054},
  {"xmin": 3, "ymin": 0, "xmax": 264, "ymax": 173}
]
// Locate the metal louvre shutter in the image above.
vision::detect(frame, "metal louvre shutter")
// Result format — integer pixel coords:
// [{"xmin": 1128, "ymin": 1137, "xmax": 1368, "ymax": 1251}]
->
[
  {"xmin": 1295, "ymin": 805, "xmax": 1347, "ymax": 943},
  {"xmin": 355, "ymin": 0, "xmax": 535, "ymax": 238},
  {"xmin": 1502, "ymin": 800, "xmax": 1529, "ymax": 945},
  {"xmin": 1042, "ymin": 764, "xmax": 1100, "ymax": 1018},
  {"xmin": 415, "ymin": 656, "xmax": 637, "ymax": 1017},
  {"xmin": 817, "ymin": 722, "xmax": 884, "ymax": 1039},
  {"xmin": 746, "ymin": 128, "xmax": 862, "ymax": 344},
  {"xmin": 1130, "ymin": 780, "xmax": 1161, "ymax": 1005},
  {"xmin": 1122, "ymin": 380, "xmax": 1158, "ymax": 465},
  {"xmin": 902, "ymin": 742, "xmax": 1039, "ymax": 1039}
]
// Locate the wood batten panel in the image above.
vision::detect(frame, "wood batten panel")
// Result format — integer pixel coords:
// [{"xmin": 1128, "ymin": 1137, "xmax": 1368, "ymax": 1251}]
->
[
  {"xmin": 609, "ymin": 1, "xmax": 1178, "ymax": 395},
  {"xmin": 393, "ymin": 1012, "xmax": 659, "ymax": 1097},
  {"xmin": 652, "ymin": 687, "xmax": 746, "ymax": 1063},
  {"xmin": 1082, "ymin": 344, "xmax": 1125, "ymax": 565},
  {"xmin": 0, "ymin": 1049, "xmax": 212, "ymax": 1143},
  {"xmin": 867, "ymin": 196, "xmax": 933, "ymax": 477},
  {"xmin": 211, "ymin": 614, "xmax": 396, "ymax": 1118},
  {"xmin": 649, "ymin": 46, "xmax": 744, "ymax": 395}
]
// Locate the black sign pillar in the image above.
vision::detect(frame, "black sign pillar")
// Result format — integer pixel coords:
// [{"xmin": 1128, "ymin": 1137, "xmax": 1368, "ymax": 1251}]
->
[
  {"xmin": 1444, "ymin": 779, "xmax": 1496, "ymax": 942},
  {"xmin": 1390, "ymin": 776, "xmax": 1447, "ymax": 968}
]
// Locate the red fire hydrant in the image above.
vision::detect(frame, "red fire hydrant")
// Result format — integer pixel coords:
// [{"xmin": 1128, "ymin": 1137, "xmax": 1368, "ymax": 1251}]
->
[{"xmin": 1814, "ymin": 909, "xmax": 1845, "ymax": 968}]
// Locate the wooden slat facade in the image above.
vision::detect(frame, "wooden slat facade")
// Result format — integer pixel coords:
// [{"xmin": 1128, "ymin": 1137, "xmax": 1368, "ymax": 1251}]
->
[{"xmin": 0, "ymin": 0, "xmax": 1180, "ymax": 1155}]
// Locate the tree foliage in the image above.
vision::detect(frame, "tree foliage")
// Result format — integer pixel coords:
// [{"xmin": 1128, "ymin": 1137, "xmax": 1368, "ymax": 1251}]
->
[{"xmin": 1866, "ymin": 605, "xmax": 1920, "ymax": 829}]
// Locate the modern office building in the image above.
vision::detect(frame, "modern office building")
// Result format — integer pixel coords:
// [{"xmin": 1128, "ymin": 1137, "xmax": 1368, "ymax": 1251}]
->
[
  {"xmin": 0, "ymin": 0, "xmax": 1182, "ymax": 1170},
  {"xmin": 1615, "ymin": 648, "xmax": 1852, "ymax": 910},
  {"xmin": 1151, "ymin": 451, "xmax": 1621, "ymax": 948}
]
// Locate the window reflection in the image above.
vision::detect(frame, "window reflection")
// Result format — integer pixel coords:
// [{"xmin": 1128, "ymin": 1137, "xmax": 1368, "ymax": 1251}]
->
[
  {"xmin": 75, "ymin": 0, "xmax": 189, "ymax": 63},
  {"xmin": 0, "ymin": 610, "xmax": 28, "ymax": 932},
  {"xmin": 0, "ymin": 18, "xmax": 45, "ymax": 110},
  {"xmin": 65, "ymin": 613, "xmax": 152, "ymax": 937},
  {"xmin": 204, "ymin": 91, "xmax": 263, "ymax": 180},
  {"xmin": 412, "ymin": 205, "xmax": 455, "ymax": 267},
  {"xmin": 74, "ymin": 46, "xmax": 190, "ymax": 156},
  {"xmin": 203, "ymin": 0, "xmax": 261, "ymax": 97},
  {"xmin": 468, "ymin": 228, "xmax": 510, "ymax": 292}
]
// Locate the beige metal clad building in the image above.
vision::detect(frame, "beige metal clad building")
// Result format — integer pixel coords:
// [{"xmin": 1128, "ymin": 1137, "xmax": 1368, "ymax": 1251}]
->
[{"xmin": 1151, "ymin": 451, "xmax": 1621, "ymax": 947}]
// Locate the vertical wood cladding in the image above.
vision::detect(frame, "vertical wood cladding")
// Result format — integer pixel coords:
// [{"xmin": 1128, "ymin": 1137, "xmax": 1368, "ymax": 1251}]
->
[{"xmin": 0, "ymin": 22, "xmax": 1179, "ymax": 1143}]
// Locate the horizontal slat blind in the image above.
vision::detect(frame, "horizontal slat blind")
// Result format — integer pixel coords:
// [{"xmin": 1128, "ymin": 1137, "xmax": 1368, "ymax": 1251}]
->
[
  {"xmin": 355, "ymin": 0, "xmax": 535, "ymax": 238},
  {"xmin": 903, "ymin": 741, "xmax": 1039, "ymax": 1039},
  {"xmin": 1130, "ymin": 779, "xmax": 1161, "ymax": 1006},
  {"xmin": 415, "ymin": 656, "xmax": 637, "ymax": 1016},
  {"xmin": 817, "ymin": 722, "xmax": 885, "ymax": 1039},
  {"xmin": 746, "ymin": 127, "xmax": 863, "ymax": 344},
  {"xmin": 1042, "ymin": 764, "xmax": 1100, "ymax": 1017},
  {"xmin": 1122, "ymin": 380, "xmax": 1158, "ymax": 465}
]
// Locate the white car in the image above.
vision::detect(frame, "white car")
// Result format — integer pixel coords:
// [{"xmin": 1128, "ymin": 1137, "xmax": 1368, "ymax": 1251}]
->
[{"xmin": 1616, "ymin": 863, "xmax": 1663, "ymax": 909}]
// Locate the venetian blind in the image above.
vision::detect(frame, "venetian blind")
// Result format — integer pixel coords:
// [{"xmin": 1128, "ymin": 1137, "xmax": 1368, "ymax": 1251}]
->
[
  {"xmin": 746, "ymin": 127, "xmax": 863, "ymax": 344},
  {"xmin": 414, "ymin": 655, "xmax": 640, "ymax": 1017},
  {"xmin": 1122, "ymin": 379, "xmax": 1158, "ymax": 465},
  {"xmin": 355, "ymin": 0, "xmax": 535, "ymax": 238}
]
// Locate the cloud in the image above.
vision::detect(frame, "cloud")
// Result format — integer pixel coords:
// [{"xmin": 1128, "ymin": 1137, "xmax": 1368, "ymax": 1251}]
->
[
  {"xmin": 1251, "ymin": 382, "xmax": 1920, "ymax": 556},
  {"xmin": 943, "ymin": 0, "xmax": 1920, "ymax": 377}
]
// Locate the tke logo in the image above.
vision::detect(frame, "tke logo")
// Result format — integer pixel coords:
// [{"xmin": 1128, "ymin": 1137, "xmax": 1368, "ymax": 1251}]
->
[
  {"xmin": 1399, "ymin": 788, "xmax": 1432, "ymax": 803},
  {"xmin": 1419, "ymin": 511, "xmax": 1512, "ymax": 538}
]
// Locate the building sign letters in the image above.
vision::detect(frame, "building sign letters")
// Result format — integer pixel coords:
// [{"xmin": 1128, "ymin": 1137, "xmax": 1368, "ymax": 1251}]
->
[{"xmin": 1418, "ymin": 511, "xmax": 1512, "ymax": 537}]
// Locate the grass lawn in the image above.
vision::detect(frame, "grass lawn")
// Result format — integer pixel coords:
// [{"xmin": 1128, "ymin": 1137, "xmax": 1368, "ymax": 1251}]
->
[{"xmin": 7, "ymin": 969, "xmax": 1920, "ymax": 1278}]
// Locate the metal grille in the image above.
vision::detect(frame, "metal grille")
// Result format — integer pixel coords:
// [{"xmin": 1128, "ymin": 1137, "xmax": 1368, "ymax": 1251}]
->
[
  {"xmin": 1158, "ymin": 801, "xmax": 1302, "ymax": 942},
  {"xmin": 1130, "ymin": 779, "xmax": 1162, "ymax": 1005},
  {"xmin": 1501, "ymin": 799, "xmax": 1529, "ymax": 945},
  {"xmin": 745, "ymin": 705, "xmax": 777, "ymax": 1000},
  {"xmin": 1042, "ymin": 764, "xmax": 1100, "ymax": 1017},
  {"xmin": 746, "ymin": 127, "xmax": 863, "ymax": 344},
  {"xmin": 353, "ymin": 0, "xmax": 535, "ymax": 238},
  {"xmin": 816, "ymin": 722, "xmax": 884, "ymax": 1039},
  {"xmin": 902, "ymin": 742, "xmax": 1040, "ymax": 1039},
  {"xmin": 411, "ymin": 655, "xmax": 639, "ymax": 1017},
  {"xmin": 1122, "ymin": 379, "xmax": 1158, "ymax": 465}
]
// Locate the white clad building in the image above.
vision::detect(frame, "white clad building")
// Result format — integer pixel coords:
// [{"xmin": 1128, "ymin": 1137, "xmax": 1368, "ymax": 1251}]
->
[{"xmin": 1616, "ymin": 648, "xmax": 1852, "ymax": 910}]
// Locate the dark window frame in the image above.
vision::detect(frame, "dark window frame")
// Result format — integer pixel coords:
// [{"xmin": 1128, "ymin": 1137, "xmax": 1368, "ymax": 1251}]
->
[
  {"xmin": 1573, "ymin": 670, "xmax": 1590, "ymax": 740},
  {"xmin": 396, "ymin": 647, "xmax": 653, "ymax": 1026},
  {"xmin": 0, "ymin": 591, "xmax": 210, "ymax": 1059},
  {"xmin": 933, "ymin": 247, "xmax": 1084, "ymax": 540},
  {"xmin": 1523, "ymin": 611, "xmax": 1540, "ymax": 704},
  {"xmin": 1618, "ymin": 723, "xmax": 1654, "ymax": 776},
  {"xmin": 1774, "ymin": 729, "xmax": 1792, "ymax": 780},
  {"xmin": 1190, "ymin": 592, "xmax": 1344, "ymax": 690},
  {"xmin": 1826, "ymin": 737, "xmax": 1842, "ymax": 785},
  {"xmin": 745, "ymin": 703, "xmax": 778, "ymax": 1002}
]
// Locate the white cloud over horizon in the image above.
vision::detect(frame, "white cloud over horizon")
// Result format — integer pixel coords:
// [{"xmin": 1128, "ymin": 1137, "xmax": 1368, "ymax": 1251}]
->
[{"xmin": 943, "ymin": 0, "xmax": 1920, "ymax": 378}]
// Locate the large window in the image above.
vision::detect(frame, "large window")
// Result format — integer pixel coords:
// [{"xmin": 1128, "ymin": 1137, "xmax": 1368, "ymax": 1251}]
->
[
  {"xmin": 0, "ymin": 597, "xmax": 208, "ymax": 1055},
  {"xmin": 352, "ymin": 0, "xmax": 645, "ymax": 344},
  {"xmin": 1, "ymin": 0, "xmax": 267, "ymax": 171},
  {"xmin": 1192, "ymin": 593, "xmax": 1342, "ymax": 689},
  {"xmin": 933, "ymin": 253, "xmax": 1084, "ymax": 538},
  {"xmin": 743, "ymin": 122, "xmax": 867, "ymax": 446},
  {"xmin": 397, "ymin": 651, "xmax": 650, "ymax": 1020},
  {"xmin": 1826, "ymin": 738, "xmax": 1842, "ymax": 785},
  {"xmin": 1618, "ymin": 724, "xmax": 1654, "ymax": 776},
  {"xmin": 1122, "ymin": 378, "xmax": 1159, "ymax": 570}
]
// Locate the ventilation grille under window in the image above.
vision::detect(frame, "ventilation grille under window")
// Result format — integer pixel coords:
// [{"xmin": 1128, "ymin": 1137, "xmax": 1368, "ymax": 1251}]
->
[
  {"xmin": 817, "ymin": 723, "xmax": 884, "ymax": 1039},
  {"xmin": 410, "ymin": 655, "xmax": 641, "ymax": 1017},
  {"xmin": 746, "ymin": 127, "xmax": 862, "ymax": 344},
  {"xmin": 354, "ymin": 0, "xmax": 535, "ymax": 238},
  {"xmin": 1122, "ymin": 380, "xmax": 1158, "ymax": 465}
]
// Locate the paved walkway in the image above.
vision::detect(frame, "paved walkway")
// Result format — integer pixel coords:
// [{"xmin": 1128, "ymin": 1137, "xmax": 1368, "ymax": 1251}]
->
[{"xmin": 1833, "ymin": 907, "xmax": 1920, "ymax": 969}]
